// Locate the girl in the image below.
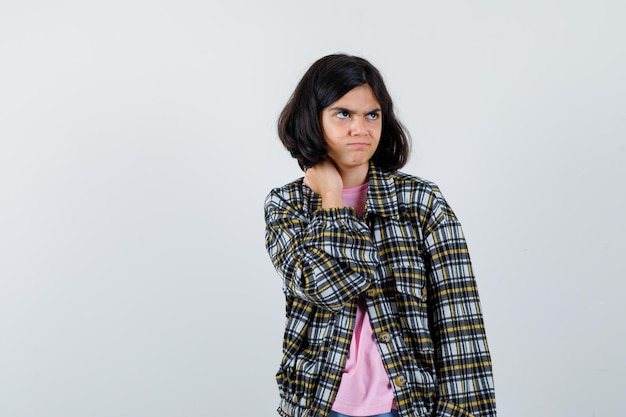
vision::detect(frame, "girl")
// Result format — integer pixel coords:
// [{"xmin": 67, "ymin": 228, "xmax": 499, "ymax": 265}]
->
[{"xmin": 265, "ymin": 54, "xmax": 496, "ymax": 417}]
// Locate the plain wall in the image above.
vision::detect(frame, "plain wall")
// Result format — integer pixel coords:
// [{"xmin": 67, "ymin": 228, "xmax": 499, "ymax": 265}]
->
[{"xmin": 1, "ymin": 1, "xmax": 624, "ymax": 416}]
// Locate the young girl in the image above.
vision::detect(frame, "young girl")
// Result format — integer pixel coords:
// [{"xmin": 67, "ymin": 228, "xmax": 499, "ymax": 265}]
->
[{"xmin": 264, "ymin": 54, "xmax": 497, "ymax": 417}]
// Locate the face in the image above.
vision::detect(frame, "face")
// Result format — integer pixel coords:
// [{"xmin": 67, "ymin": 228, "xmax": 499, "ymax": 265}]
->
[{"xmin": 321, "ymin": 84, "xmax": 382, "ymax": 175}]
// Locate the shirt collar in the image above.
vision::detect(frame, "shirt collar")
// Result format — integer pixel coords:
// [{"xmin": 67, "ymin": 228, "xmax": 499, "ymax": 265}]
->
[
  {"xmin": 366, "ymin": 162, "xmax": 399, "ymax": 219},
  {"xmin": 302, "ymin": 161, "xmax": 399, "ymax": 219}
]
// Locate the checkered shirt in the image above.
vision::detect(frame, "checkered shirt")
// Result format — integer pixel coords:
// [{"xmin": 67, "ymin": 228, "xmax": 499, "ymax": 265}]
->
[{"xmin": 264, "ymin": 165, "xmax": 497, "ymax": 417}]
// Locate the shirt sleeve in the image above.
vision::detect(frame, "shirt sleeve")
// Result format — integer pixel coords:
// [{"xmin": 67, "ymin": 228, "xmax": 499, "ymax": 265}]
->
[
  {"xmin": 264, "ymin": 187, "xmax": 378, "ymax": 312},
  {"xmin": 423, "ymin": 201, "xmax": 497, "ymax": 417}
]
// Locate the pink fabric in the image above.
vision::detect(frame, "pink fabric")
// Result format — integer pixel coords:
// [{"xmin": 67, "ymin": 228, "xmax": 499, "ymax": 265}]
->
[
  {"xmin": 331, "ymin": 183, "xmax": 395, "ymax": 416},
  {"xmin": 342, "ymin": 183, "xmax": 368, "ymax": 218}
]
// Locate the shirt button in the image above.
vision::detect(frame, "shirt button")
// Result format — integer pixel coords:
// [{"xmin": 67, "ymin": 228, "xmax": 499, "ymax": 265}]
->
[
  {"xmin": 366, "ymin": 288, "xmax": 377, "ymax": 298},
  {"xmin": 421, "ymin": 287, "xmax": 427, "ymax": 299},
  {"xmin": 378, "ymin": 331, "xmax": 391, "ymax": 343},
  {"xmin": 394, "ymin": 375, "xmax": 407, "ymax": 387}
]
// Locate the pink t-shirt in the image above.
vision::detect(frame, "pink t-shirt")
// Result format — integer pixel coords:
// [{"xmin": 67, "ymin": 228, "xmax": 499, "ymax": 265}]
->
[{"xmin": 331, "ymin": 183, "xmax": 395, "ymax": 416}]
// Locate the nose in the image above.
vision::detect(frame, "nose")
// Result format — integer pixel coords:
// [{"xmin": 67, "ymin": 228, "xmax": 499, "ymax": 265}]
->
[{"xmin": 350, "ymin": 116, "xmax": 367, "ymax": 136}]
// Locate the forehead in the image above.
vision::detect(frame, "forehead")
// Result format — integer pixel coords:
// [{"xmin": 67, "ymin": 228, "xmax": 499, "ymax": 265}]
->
[{"xmin": 329, "ymin": 85, "xmax": 380, "ymax": 109}]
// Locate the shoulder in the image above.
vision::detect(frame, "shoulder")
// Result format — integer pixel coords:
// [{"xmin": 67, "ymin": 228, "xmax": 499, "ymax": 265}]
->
[
  {"xmin": 264, "ymin": 177, "xmax": 310, "ymax": 215},
  {"xmin": 386, "ymin": 170, "xmax": 446, "ymax": 205},
  {"xmin": 385, "ymin": 169, "xmax": 458, "ymax": 224},
  {"xmin": 388, "ymin": 170, "xmax": 439, "ymax": 193},
  {"xmin": 266, "ymin": 177, "xmax": 304, "ymax": 200}
]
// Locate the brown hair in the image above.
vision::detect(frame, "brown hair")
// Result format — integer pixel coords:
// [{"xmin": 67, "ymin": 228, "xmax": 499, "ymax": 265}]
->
[{"xmin": 278, "ymin": 54, "xmax": 411, "ymax": 171}]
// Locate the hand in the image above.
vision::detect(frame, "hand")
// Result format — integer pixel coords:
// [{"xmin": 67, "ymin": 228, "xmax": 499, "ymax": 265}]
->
[{"xmin": 304, "ymin": 160, "xmax": 343, "ymax": 208}]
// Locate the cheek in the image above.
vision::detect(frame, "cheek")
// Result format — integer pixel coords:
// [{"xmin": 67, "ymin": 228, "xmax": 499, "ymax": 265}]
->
[
  {"xmin": 322, "ymin": 121, "xmax": 338, "ymax": 142},
  {"xmin": 325, "ymin": 138, "xmax": 341, "ymax": 151},
  {"xmin": 324, "ymin": 125, "xmax": 342, "ymax": 142}
]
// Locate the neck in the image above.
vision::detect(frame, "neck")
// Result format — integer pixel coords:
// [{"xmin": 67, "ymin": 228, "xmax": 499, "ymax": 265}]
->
[{"xmin": 338, "ymin": 165, "xmax": 369, "ymax": 189}]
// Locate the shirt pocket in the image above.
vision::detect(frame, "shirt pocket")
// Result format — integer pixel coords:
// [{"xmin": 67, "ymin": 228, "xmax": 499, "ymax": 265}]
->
[
  {"xmin": 393, "ymin": 263, "xmax": 427, "ymax": 301},
  {"xmin": 392, "ymin": 261, "xmax": 435, "ymax": 365}
]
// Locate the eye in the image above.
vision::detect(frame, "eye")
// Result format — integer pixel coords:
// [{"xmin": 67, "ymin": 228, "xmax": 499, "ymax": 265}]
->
[
  {"xmin": 336, "ymin": 111, "xmax": 350, "ymax": 119},
  {"xmin": 367, "ymin": 112, "xmax": 380, "ymax": 120}
]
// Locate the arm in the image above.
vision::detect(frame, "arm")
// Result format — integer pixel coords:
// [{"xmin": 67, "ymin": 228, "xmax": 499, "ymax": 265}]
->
[
  {"xmin": 424, "ymin": 211, "xmax": 497, "ymax": 417},
  {"xmin": 264, "ymin": 185, "xmax": 378, "ymax": 311}
]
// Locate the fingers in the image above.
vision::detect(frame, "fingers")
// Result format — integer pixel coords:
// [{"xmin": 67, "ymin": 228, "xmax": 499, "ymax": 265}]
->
[{"xmin": 303, "ymin": 160, "xmax": 343, "ymax": 197}]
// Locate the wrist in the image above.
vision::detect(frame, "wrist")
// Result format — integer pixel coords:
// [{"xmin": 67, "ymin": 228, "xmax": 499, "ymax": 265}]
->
[{"xmin": 321, "ymin": 191, "xmax": 343, "ymax": 208}]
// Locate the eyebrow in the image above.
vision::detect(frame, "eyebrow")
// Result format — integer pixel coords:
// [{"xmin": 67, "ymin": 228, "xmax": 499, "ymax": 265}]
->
[{"xmin": 328, "ymin": 106, "xmax": 382, "ymax": 114}]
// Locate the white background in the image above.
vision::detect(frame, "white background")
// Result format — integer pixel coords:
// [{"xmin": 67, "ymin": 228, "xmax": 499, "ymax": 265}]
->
[{"xmin": 1, "ymin": 1, "xmax": 625, "ymax": 416}]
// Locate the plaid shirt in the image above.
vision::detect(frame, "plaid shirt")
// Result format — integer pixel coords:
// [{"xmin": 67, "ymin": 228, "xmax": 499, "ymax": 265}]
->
[{"xmin": 264, "ymin": 165, "xmax": 496, "ymax": 417}]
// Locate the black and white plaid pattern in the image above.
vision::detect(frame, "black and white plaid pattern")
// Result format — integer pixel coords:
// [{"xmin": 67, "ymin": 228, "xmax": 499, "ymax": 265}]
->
[{"xmin": 265, "ymin": 165, "xmax": 496, "ymax": 417}]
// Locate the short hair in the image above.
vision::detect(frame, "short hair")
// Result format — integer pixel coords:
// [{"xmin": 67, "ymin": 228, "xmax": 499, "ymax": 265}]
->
[{"xmin": 278, "ymin": 54, "xmax": 411, "ymax": 171}]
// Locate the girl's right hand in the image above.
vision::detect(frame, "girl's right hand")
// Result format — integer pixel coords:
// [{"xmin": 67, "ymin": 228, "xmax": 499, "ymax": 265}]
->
[{"xmin": 303, "ymin": 160, "xmax": 344, "ymax": 208}]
